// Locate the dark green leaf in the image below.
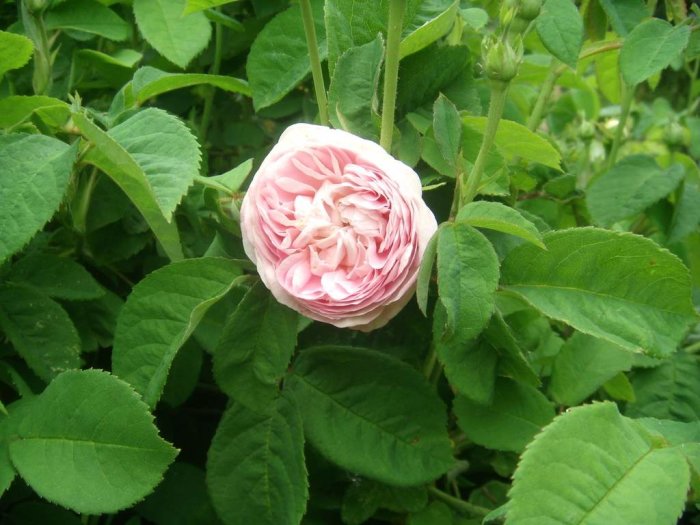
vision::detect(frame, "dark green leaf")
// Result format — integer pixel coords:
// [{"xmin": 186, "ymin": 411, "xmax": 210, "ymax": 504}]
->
[
  {"xmin": 598, "ymin": 0, "xmax": 648, "ymax": 36},
  {"xmin": 45, "ymin": 0, "xmax": 129, "ymax": 41},
  {"xmin": 132, "ymin": 66, "xmax": 251, "ymax": 103},
  {"xmin": 432, "ymin": 94, "xmax": 462, "ymax": 171}
]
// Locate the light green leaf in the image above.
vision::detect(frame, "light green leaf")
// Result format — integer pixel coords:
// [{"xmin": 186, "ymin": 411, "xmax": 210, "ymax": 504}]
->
[
  {"xmin": 9, "ymin": 370, "xmax": 177, "ymax": 514},
  {"xmin": 620, "ymin": 18, "xmax": 690, "ymax": 86},
  {"xmin": 45, "ymin": 0, "xmax": 129, "ymax": 40},
  {"xmin": 456, "ymin": 201, "xmax": 545, "ymax": 248},
  {"xmin": 399, "ymin": 0, "xmax": 460, "ymax": 59},
  {"xmin": 112, "ymin": 258, "xmax": 242, "ymax": 407},
  {"xmin": 507, "ymin": 402, "xmax": 690, "ymax": 525},
  {"xmin": 247, "ymin": 1, "xmax": 326, "ymax": 110},
  {"xmin": 206, "ymin": 395, "xmax": 307, "ymax": 525},
  {"xmin": 108, "ymin": 109, "xmax": 200, "ymax": 220},
  {"xmin": 287, "ymin": 346, "xmax": 454, "ymax": 486},
  {"xmin": 462, "ymin": 116, "xmax": 562, "ymax": 170},
  {"xmin": 501, "ymin": 228, "xmax": 697, "ymax": 357},
  {"xmin": 133, "ymin": 0, "xmax": 212, "ymax": 68},
  {"xmin": 7, "ymin": 253, "xmax": 104, "ymax": 301},
  {"xmin": 132, "ymin": 66, "xmax": 250, "ymax": 104},
  {"xmin": 626, "ymin": 352, "xmax": 700, "ymax": 422},
  {"xmin": 432, "ymin": 94, "xmax": 462, "ymax": 171},
  {"xmin": 74, "ymin": 112, "xmax": 184, "ymax": 261},
  {"xmin": 0, "ymin": 95, "xmax": 69, "ymax": 129},
  {"xmin": 206, "ymin": 158, "xmax": 253, "ymax": 193},
  {"xmin": 587, "ymin": 155, "xmax": 684, "ymax": 226},
  {"xmin": 327, "ymin": 35, "xmax": 384, "ymax": 140},
  {"xmin": 0, "ymin": 134, "xmax": 77, "ymax": 263},
  {"xmin": 416, "ymin": 229, "xmax": 438, "ymax": 316},
  {"xmin": 184, "ymin": 0, "xmax": 240, "ymax": 14},
  {"xmin": 598, "ymin": 0, "xmax": 648, "ymax": 36},
  {"xmin": 436, "ymin": 222, "xmax": 500, "ymax": 340},
  {"xmin": 460, "ymin": 7, "xmax": 488, "ymax": 30},
  {"xmin": 455, "ymin": 378, "xmax": 554, "ymax": 452},
  {"xmin": 213, "ymin": 280, "xmax": 298, "ymax": 412},
  {"xmin": 637, "ymin": 418, "xmax": 700, "ymax": 473},
  {"xmin": 0, "ymin": 284, "xmax": 81, "ymax": 382},
  {"xmin": 549, "ymin": 332, "xmax": 634, "ymax": 406},
  {"xmin": 0, "ymin": 30, "xmax": 33, "ymax": 77},
  {"xmin": 536, "ymin": 0, "xmax": 584, "ymax": 69},
  {"xmin": 75, "ymin": 48, "xmax": 142, "ymax": 69}
]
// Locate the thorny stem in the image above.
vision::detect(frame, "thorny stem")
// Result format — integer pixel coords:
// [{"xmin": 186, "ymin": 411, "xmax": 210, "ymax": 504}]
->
[
  {"xmin": 379, "ymin": 0, "xmax": 406, "ymax": 152},
  {"xmin": 300, "ymin": 0, "xmax": 329, "ymax": 126},
  {"xmin": 460, "ymin": 82, "xmax": 509, "ymax": 207},
  {"xmin": 607, "ymin": 82, "xmax": 634, "ymax": 169},
  {"xmin": 199, "ymin": 15, "xmax": 224, "ymax": 145}
]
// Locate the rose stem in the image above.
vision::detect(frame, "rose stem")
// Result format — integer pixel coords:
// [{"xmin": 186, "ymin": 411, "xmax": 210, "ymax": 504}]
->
[
  {"xmin": 300, "ymin": 0, "xmax": 329, "ymax": 126},
  {"xmin": 607, "ymin": 82, "xmax": 634, "ymax": 170},
  {"xmin": 526, "ymin": 59, "xmax": 560, "ymax": 131},
  {"xmin": 379, "ymin": 0, "xmax": 406, "ymax": 152},
  {"xmin": 460, "ymin": 81, "xmax": 509, "ymax": 207},
  {"xmin": 427, "ymin": 487, "xmax": 490, "ymax": 517},
  {"xmin": 199, "ymin": 13, "xmax": 224, "ymax": 146}
]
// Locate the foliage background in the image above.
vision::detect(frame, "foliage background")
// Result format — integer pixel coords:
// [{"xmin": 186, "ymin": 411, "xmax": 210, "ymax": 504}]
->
[{"xmin": 0, "ymin": 0, "xmax": 700, "ymax": 524}]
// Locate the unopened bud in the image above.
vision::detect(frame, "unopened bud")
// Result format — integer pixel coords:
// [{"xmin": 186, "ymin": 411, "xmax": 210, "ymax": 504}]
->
[
  {"xmin": 483, "ymin": 36, "xmax": 523, "ymax": 82},
  {"xmin": 664, "ymin": 121, "xmax": 685, "ymax": 147},
  {"xmin": 499, "ymin": 5, "xmax": 518, "ymax": 28},
  {"xmin": 519, "ymin": 0, "xmax": 542, "ymax": 21},
  {"xmin": 578, "ymin": 121, "xmax": 595, "ymax": 140},
  {"xmin": 24, "ymin": 0, "xmax": 48, "ymax": 13}
]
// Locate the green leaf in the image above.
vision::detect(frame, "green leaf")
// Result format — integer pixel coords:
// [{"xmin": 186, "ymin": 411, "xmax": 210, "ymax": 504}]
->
[
  {"xmin": 432, "ymin": 94, "xmax": 462, "ymax": 171},
  {"xmin": 0, "ymin": 399, "xmax": 34, "ymax": 497},
  {"xmin": 133, "ymin": 0, "xmax": 212, "ymax": 68},
  {"xmin": 408, "ymin": 502, "xmax": 453, "ymax": 525},
  {"xmin": 462, "ymin": 116, "xmax": 562, "ymax": 170},
  {"xmin": 137, "ymin": 462, "xmax": 219, "ymax": 525},
  {"xmin": 416, "ymin": 230, "xmax": 438, "ymax": 316},
  {"xmin": 586, "ymin": 155, "xmax": 684, "ymax": 227},
  {"xmin": 7, "ymin": 254, "xmax": 104, "ymax": 301},
  {"xmin": 206, "ymin": 395, "xmax": 307, "ymax": 525},
  {"xmin": 626, "ymin": 352, "xmax": 700, "ymax": 422},
  {"xmin": 45, "ymin": 0, "xmax": 129, "ymax": 41},
  {"xmin": 598, "ymin": 0, "xmax": 648, "ymax": 36},
  {"xmin": 342, "ymin": 479, "xmax": 428, "ymax": 525},
  {"xmin": 620, "ymin": 18, "xmax": 690, "ymax": 86},
  {"xmin": 75, "ymin": 49, "xmax": 142, "ymax": 70},
  {"xmin": 549, "ymin": 332, "xmax": 634, "ymax": 406},
  {"xmin": 112, "ymin": 258, "xmax": 242, "ymax": 407},
  {"xmin": 183, "ymin": 0, "xmax": 240, "ymax": 14},
  {"xmin": 287, "ymin": 346, "xmax": 454, "ymax": 486},
  {"xmin": 0, "ymin": 95, "xmax": 69, "ymax": 129},
  {"xmin": 507, "ymin": 402, "xmax": 690, "ymax": 525},
  {"xmin": 436, "ymin": 222, "xmax": 500, "ymax": 340},
  {"xmin": 536, "ymin": 0, "xmax": 584, "ymax": 69},
  {"xmin": 0, "ymin": 30, "xmax": 33, "ymax": 77},
  {"xmin": 669, "ymin": 181, "xmax": 700, "ymax": 243},
  {"xmin": 327, "ymin": 35, "xmax": 384, "ymax": 140},
  {"xmin": 399, "ymin": 0, "xmax": 460, "ymax": 60},
  {"xmin": 9, "ymin": 370, "xmax": 177, "ymax": 514},
  {"xmin": 434, "ymin": 302, "xmax": 498, "ymax": 404},
  {"xmin": 501, "ymin": 228, "xmax": 697, "ymax": 357},
  {"xmin": 0, "ymin": 284, "xmax": 81, "ymax": 382},
  {"xmin": 484, "ymin": 312, "xmax": 541, "ymax": 388},
  {"xmin": 73, "ymin": 110, "xmax": 188, "ymax": 261},
  {"xmin": 637, "ymin": 418, "xmax": 700, "ymax": 474},
  {"xmin": 247, "ymin": 1, "xmax": 326, "ymax": 110},
  {"xmin": 0, "ymin": 134, "xmax": 76, "ymax": 263},
  {"xmin": 132, "ymin": 66, "xmax": 251, "ymax": 103},
  {"xmin": 454, "ymin": 378, "xmax": 554, "ymax": 452},
  {"xmin": 456, "ymin": 201, "xmax": 545, "ymax": 249},
  {"xmin": 108, "ymin": 108, "xmax": 201, "ymax": 220},
  {"xmin": 213, "ymin": 280, "xmax": 297, "ymax": 411}
]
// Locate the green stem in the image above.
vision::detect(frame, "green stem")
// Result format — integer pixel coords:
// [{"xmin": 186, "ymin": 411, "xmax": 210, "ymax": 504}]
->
[
  {"xmin": 688, "ymin": 60, "xmax": 699, "ymax": 111},
  {"xmin": 73, "ymin": 167, "xmax": 98, "ymax": 234},
  {"xmin": 300, "ymin": 0, "xmax": 329, "ymax": 126},
  {"xmin": 422, "ymin": 345, "xmax": 437, "ymax": 380},
  {"xmin": 607, "ymin": 82, "xmax": 634, "ymax": 170},
  {"xmin": 380, "ymin": 0, "xmax": 406, "ymax": 151},
  {"xmin": 527, "ymin": 61, "xmax": 560, "ymax": 131},
  {"xmin": 428, "ymin": 487, "xmax": 490, "ymax": 517},
  {"xmin": 199, "ymin": 16, "xmax": 224, "ymax": 145},
  {"xmin": 460, "ymin": 81, "xmax": 509, "ymax": 207}
]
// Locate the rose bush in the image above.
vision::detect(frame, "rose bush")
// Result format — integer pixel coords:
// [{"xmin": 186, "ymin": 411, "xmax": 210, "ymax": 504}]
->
[{"xmin": 240, "ymin": 123, "xmax": 437, "ymax": 331}]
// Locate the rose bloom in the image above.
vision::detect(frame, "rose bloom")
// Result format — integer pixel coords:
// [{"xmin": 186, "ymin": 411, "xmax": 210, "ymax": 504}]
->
[{"xmin": 240, "ymin": 124, "xmax": 437, "ymax": 331}]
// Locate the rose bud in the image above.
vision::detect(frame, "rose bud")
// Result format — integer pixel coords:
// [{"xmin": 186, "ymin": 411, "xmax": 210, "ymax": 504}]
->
[{"xmin": 240, "ymin": 123, "xmax": 438, "ymax": 331}]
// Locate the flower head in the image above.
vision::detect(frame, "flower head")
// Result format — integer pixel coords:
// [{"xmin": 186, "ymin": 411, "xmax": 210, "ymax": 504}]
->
[{"xmin": 240, "ymin": 124, "xmax": 437, "ymax": 331}]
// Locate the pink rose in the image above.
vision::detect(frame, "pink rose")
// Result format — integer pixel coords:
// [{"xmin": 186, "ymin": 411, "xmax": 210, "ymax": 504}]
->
[{"xmin": 240, "ymin": 123, "xmax": 438, "ymax": 331}]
